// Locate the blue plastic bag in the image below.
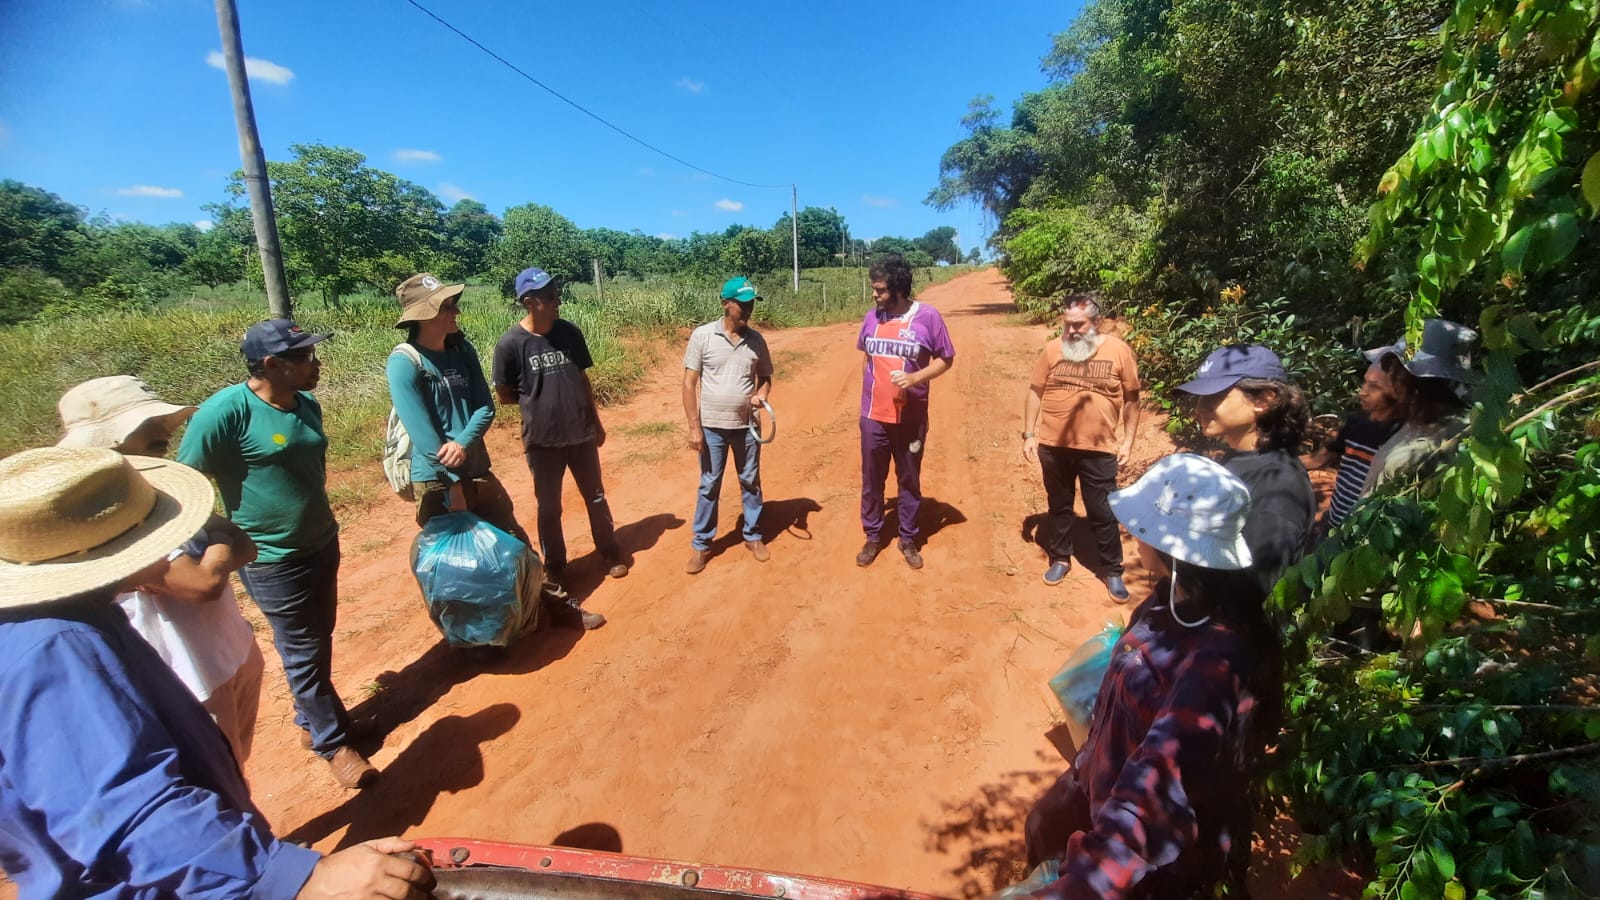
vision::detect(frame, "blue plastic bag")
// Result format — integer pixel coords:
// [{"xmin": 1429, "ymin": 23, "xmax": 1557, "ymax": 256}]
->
[
  {"xmin": 1048, "ymin": 623, "xmax": 1122, "ymax": 751},
  {"xmin": 987, "ymin": 859, "xmax": 1060, "ymax": 898},
  {"xmin": 410, "ymin": 512, "xmax": 542, "ymax": 648}
]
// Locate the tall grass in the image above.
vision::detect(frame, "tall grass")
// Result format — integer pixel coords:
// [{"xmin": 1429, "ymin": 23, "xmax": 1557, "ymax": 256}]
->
[{"xmin": 0, "ymin": 266, "xmax": 982, "ymax": 495}]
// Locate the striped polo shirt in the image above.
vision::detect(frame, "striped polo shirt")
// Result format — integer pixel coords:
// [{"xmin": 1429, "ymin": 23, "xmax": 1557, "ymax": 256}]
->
[
  {"xmin": 684, "ymin": 320, "xmax": 773, "ymax": 429},
  {"xmin": 1325, "ymin": 412, "xmax": 1402, "ymax": 527}
]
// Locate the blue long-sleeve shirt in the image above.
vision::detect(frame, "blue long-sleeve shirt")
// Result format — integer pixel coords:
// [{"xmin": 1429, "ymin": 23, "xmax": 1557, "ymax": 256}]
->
[
  {"xmin": 0, "ymin": 598, "xmax": 320, "ymax": 898},
  {"xmin": 385, "ymin": 338, "xmax": 495, "ymax": 485}
]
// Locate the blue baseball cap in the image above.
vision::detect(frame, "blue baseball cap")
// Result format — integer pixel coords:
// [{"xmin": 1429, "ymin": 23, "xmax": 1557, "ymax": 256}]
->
[
  {"xmin": 515, "ymin": 267, "xmax": 555, "ymax": 298},
  {"xmin": 1176, "ymin": 344, "xmax": 1288, "ymax": 395},
  {"xmin": 240, "ymin": 318, "xmax": 331, "ymax": 362},
  {"xmin": 719, "ymin": 276, "xmax": 762, "ymax": 303}
]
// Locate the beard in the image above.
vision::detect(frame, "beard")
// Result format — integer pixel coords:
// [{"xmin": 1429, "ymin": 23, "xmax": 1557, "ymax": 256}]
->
[{"xmin": 1060, "ymin": 329, "xmax": 1103, "ymax": 363}]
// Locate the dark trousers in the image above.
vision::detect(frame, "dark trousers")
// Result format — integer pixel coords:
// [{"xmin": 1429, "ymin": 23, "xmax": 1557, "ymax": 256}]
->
[
  {"xmin": 1038, "ymin": 444, "xmax": 1123, "ymax": 575},
  {"xmin": 525, "ymin": 441, "xmax": 619, "ymax": 574},
  {"xmin": 860, "ymin": 416, "xmax": 928, "ymax": 543},
  {"xmin": 1024, "ymin": 769, "xmax": 1092, "ymax": 869},
  {"xmin": 237, "ymin": 538, "xmax": 350, "ymax": 759},
  {"xmin": 414, "ymin": 472, "xmax": 530, "ymax": 546}
]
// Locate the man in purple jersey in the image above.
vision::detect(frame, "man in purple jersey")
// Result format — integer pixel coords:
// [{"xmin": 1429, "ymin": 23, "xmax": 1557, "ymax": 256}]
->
[{"xmin": 854, "ymin": 253, "xmax": 956, "ymax": 570}]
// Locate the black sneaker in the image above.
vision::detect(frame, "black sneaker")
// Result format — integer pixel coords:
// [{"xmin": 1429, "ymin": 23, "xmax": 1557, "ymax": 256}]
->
[
  {"xmin": 542, "ymin": 595, "xmax": 606, "ymax": 630},
  {"xmin": 856, "ymin": 539, "xmax": 882, "ymax": 567},
  {"xmin": 898, "ymin": 539, "xmax": 924, "ymax": 570}
]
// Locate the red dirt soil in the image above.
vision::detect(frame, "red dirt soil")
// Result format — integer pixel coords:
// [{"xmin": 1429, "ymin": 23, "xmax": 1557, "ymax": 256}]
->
[{"xmin": 5, "ymin": 271, "xmax": 1362, "ymax": 899}]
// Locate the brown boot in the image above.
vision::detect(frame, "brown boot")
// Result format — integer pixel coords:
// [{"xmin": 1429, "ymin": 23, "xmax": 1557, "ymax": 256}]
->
[
  {"xmin": 686, "ymin": 549, "xmax": 709, "ymax": 574},
  {"xmin": 744, "ymin": 540, "xmax": 770, "ymax": 562},
  {"xmin": 327, "ymin": 746, "xmax": 378, "ymax": 790}
]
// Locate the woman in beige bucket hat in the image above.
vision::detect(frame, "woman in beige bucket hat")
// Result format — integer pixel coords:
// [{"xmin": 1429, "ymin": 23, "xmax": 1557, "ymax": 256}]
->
[{"xmin": 0, "ymin": 446, "xmax": 435, "ymax": 898}]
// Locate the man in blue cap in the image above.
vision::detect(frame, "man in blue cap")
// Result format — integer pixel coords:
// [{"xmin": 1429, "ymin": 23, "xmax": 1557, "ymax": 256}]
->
[
  {"xmin": 178, "ymin": 318, "xmax": 378, "ymax": 790},
  {"xmin": 682, "ymin": 276, "xmax": 774, "ymax": 574},
  {"xmin": 492, "ymin": 268, "xmax": 618, "ymax": 628}
]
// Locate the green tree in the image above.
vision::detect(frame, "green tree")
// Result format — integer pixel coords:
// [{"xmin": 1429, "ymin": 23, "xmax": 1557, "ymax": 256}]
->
[
  {"xmin": 493, "ymin": 203, "xmax": 587, "ymax": 293},
  {"xmin": 440, "ymin": 199, "xmax": 501, "ymax": 280},
  {"xmin": 771, "ymin": 207, "xmax": 848, "ymax": 269},
  {"xmin": 721, "ymin": 226, "xmax": 782, "ymax": 275},
  {"xmin": 0, "ymin": 180, "xmax": 87, "ymax": 276}
]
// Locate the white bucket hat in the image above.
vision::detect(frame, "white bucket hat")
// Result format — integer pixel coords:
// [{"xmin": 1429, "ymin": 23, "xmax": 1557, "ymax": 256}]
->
[
  {"xmin": 57, "ymin": 375, "xmax": 196, "ymax": 451},
  {"xmin": 1109, "ymin": 453, "xmax": 1253, "ymax": 571},
  {"xmin": 0, "ymin": 447, "xmax": 215, "ymax": 608}
]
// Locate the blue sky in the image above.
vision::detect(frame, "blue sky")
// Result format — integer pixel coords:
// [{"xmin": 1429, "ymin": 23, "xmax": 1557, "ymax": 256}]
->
[{"xmin": 0, "ymin": 0, "xmax": 1076, "ymax": 253}]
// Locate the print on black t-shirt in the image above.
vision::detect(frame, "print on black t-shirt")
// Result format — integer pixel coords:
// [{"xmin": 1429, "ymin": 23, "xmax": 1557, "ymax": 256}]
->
[{"xmin": 491, "ymin": 319, "xmax": 598, "ymax": 449}]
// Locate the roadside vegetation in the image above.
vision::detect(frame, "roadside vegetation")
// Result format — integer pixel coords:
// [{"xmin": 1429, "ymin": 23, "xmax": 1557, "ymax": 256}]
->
[{"xmin": 933, "ymin": 0, "xmax": 1600, "ymax": 895}]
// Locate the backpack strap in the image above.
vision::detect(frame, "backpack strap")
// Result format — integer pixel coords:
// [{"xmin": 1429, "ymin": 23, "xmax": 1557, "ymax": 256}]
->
[{"xmin": 391, "ymin": 341, "xmax": 425, "ymax": 370}]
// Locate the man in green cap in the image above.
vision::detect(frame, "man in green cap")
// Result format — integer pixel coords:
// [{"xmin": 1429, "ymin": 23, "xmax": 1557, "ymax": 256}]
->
[{"xmin": 681, "ymin": 276, "xmax": 774, "ymax": 574}]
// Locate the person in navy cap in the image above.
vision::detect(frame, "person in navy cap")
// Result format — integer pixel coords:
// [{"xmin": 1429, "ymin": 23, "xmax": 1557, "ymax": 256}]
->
[
  {"xmin": 177, "ymin": 318, "xmax": 379, "ymax": 790},
  {"xmin": 1174, "ymin": 343, "xmax": 1316, "ymax": 607},
  {"xmin": 1358, "ymin": 319, "xmax": 1478, "ymax": 494},
  {"xmin": 491, "ymin": 267, "xmax": 619, "ymax": 629}
]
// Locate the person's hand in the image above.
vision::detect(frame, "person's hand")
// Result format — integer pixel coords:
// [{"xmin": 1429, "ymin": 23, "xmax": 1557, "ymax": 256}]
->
[
  {"xmin": 1022, "ymin": 435, "xmax": 1039, "ymax": 464},
  {"xmin": 889, "ymin": 370, "xmax": 914, "ymax": 389},
  {"xmin": 296, "ymin": 837, "xmax": 435, "ymax": 899},
  {"xmin": 749, "ymin": 394, "xmax": 766, "ymax": 409},
  {"xmin": 1117, "ymin": 440, "xmax": 1134, "ymax": 466},
  {"xmin": 686, "ymin": 425, "xmax": 703, "ymax": 453},
  {"xmin": 436, "ymin": 441, "xmax": 467, "ymax": 468},
  {"xmin": 446, "ymin": 482, "xmax": 467, "ymax": 513},
  {"xmin": 594, "ymin": 422, "xmax": 607, "ymax": 448}
]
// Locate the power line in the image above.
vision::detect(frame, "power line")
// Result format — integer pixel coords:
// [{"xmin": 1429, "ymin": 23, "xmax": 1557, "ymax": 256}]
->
[{"xmin": 402, "ymin": 0, "xmax": 790, "ymax": 191}]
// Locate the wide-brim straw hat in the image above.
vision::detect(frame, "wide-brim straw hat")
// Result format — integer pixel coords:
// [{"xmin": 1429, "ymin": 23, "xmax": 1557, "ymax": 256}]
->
[
  {"xmin": 1109, "ymin": 453, "xmax": 1253, "ymax": 571},
  {"xmin": 57, "ymin": 375, "xmax": 196, "ymax": 451},
  {"xmin": 0, "ymin": 447, "xmax": 216, "ymax": 608}
]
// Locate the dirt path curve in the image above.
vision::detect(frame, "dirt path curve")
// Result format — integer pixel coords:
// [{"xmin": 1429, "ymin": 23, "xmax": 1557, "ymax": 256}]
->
[{"xmin": 241, "ymin": 269, "xmax": 1354, "ymax": 898}]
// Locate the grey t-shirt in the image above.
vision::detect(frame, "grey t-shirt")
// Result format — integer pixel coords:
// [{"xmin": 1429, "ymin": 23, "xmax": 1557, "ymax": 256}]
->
[
  {"xmin": 684, "ymin": 320, "xmax": 773, "ymax": 429},
  {"xmin": 492, "ymin": 319, "xmax": 598, "ymax": 449}
]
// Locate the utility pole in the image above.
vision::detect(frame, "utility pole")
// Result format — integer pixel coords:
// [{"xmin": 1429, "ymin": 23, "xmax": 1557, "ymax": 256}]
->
[
  {"xmin": 214, "ymin": 0, "xmax": 291, "ymax": 318},
  {"xmin": 790, "ymin": 184, "xmax": 800, "ymax": 291}
]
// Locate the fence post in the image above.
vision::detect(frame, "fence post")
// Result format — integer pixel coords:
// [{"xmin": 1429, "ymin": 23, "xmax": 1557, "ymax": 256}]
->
[{"xmin": 592, "ymin": 258, "xmax": 603, "ymax": 301}]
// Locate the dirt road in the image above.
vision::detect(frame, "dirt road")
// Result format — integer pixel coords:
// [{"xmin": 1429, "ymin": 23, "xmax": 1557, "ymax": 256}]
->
[{"xmin": 240, "ymin": 269, "xmax": 1357, "ymax": 898}]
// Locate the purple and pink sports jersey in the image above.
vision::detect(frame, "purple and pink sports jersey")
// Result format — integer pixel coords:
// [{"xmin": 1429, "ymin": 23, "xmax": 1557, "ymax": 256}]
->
[{"xmin": 856, "ymin": 301, "xmax": 956, "ymax": 424}]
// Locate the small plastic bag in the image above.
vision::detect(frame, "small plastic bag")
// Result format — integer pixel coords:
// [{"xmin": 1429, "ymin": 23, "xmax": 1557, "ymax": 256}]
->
[
  {"xmin": 1048, "ymin": 623, "xmax": 1122, "ymax": 751},
  {"xmin": 987, "ymin": 859, "xmax": 1060, "ymax": 898},
  {"xmin": 410, "ymin": 512, "xmax": 542, "ymax": 648}
]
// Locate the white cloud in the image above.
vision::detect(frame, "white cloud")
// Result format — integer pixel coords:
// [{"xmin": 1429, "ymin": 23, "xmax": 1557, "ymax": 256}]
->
[
  {"xmin": 437, "ymin": 182, "xmax": 475, "ymax": 203},
  {"xmin": 394, "ymin": 148, "xmax": 441, "ymax": 163},
  {"xmin": 655, "ymin": 232, "xmax": 676, "ymax": 240},
  {"xmin": 676, "ymin": 76, "xmax": 705, "ymax": 93},
  {"xmin": 862, "ymin": 194, "xmax": 897, "ymax": 208},
  {"xmin": 715, "ymin": 199, "xmax": 744, "ymax": 212},
  {"xmin": 205, "ymin": 50, "xmax": 294, "ymax": 86},
  {"xmin": 193, "ymin": 219, "xmax": 215, "ymax": 232},
  {"xmin": 117, "ymin": 185, "xmax": 183, "ymax": 198},
  {"xmin": 670, "ymin": 209, "xmax": 688, "ymax": 217},
  {"xmin": 638, "ymin": 167, "xmax": 655, "ymax": 177}
]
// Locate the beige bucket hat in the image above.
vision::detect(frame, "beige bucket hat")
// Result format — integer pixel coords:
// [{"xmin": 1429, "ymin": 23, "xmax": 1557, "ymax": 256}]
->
[
  {"xmin": 0, "ymin": 447, "xmax": 215, "ymax": 608},
  {"xmin": 57, "ymin": 375, "xmax": 196, "ymax": 451},
  {"xmin": 394, "ymin": 273, "xmax": 465, "ymax": 328}
]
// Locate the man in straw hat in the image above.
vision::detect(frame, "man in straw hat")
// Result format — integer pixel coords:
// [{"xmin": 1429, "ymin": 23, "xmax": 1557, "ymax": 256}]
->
[
  {"xmin": 0, "ymin": 447, "xmax": 434, "ymax": 898},
  {"xmin": 59, "ymin": 374, "xmax": 265, "ymax": 767},
  {"xmin": 178, "ymin": 318, "xmax": 378, "ymax": 789},
  {"xmin": 682, "ymin": 276, "xmax": 774, "ymax": 574},
  {"xmin": 1022, "ymin": 453, "xmax": 1280, "ymax": 897}
]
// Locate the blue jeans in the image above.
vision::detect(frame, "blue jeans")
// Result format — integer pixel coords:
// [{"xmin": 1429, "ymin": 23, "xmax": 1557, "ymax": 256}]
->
[
  {"xmin": 237, "ymin": 538, "xmax": 351, "ymax": 759},
  {"xmin": 693, "ymin": 426, "xmax": 763, "ymax": 550}
]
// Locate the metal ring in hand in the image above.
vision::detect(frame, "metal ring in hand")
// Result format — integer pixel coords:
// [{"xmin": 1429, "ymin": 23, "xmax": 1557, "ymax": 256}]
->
[{"xmin": 749, "ymin": 399, "xmax": 777, "ymax": 445}]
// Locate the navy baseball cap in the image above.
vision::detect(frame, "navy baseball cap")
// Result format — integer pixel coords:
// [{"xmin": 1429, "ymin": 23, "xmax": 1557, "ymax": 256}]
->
[
  {"xmin": 240, "ymin": 318, "xmax": 331, "ymax": 362},
  {"xmin": 515, "ymin": 267, "xmax": 555, "ymax": 298},
  {"xmin": 1176, "ymin": 344, "xmax": 1288, "ymax": 396}
]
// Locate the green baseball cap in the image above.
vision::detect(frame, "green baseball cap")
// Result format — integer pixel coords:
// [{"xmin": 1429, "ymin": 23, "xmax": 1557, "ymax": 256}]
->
[{"xmin": 719, "ymin": 276, "xmax": 762, "ymax": 303}]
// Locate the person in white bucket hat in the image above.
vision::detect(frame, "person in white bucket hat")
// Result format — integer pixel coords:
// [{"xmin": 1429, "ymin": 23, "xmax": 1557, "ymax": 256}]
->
[
  {"xmin": 1022, "ymin": 453, "xmax": 1281, "ymax": 898},
  {"xmin": 59, "ymin": 375, "xmax": 266, "ymax": 769},
  {"xmin": 0, "ymin": 447, "xmax": 434, "ymax": 899}
]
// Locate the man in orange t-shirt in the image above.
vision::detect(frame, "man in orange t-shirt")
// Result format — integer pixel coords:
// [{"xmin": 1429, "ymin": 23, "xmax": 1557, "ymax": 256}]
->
[{"xmin": 1021, "ymin": 295, "xmax": 1141, "ymax": 600}]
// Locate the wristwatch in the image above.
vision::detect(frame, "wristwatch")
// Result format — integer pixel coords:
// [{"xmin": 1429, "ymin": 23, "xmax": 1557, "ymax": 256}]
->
[{"xmin": 1021, "ymin": 431, "xmax": 1036, "ymax": 439}]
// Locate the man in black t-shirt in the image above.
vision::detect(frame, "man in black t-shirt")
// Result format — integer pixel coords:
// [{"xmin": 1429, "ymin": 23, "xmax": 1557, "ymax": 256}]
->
[{"xmin": 492, "ymin": 267, "xmax": 623, "ymax": 628}]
